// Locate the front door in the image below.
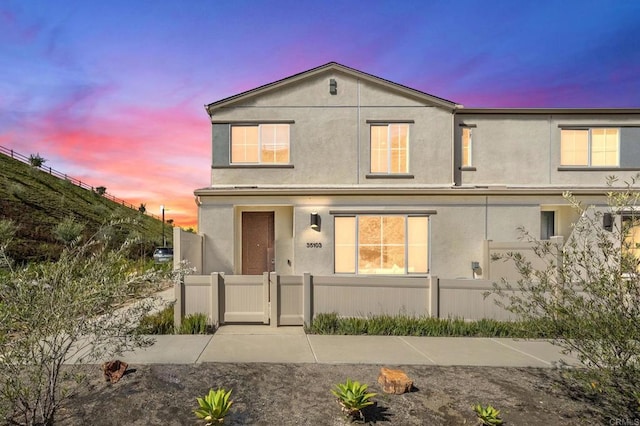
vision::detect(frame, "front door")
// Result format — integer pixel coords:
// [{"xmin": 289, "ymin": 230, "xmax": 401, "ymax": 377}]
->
[{"xmin": 242, "ymin": 212, "xmax": 275, "ymax": 275}]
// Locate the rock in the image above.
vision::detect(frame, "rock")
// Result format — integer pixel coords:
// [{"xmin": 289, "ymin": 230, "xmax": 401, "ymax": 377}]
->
[
  {"xmin": 102, "ymin": 360, "xmax": 128, "ymax": 383},
  {"xmin": 377, "ymin": 367, "xmax": 413, "ymax": 394}
]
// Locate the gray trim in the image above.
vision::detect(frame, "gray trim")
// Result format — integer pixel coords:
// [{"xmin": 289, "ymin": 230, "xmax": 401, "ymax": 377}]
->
[
  {"xmin": 366, "ymin": 119, "xmax": 415, "ymax": 124},
  {"xmin": 557, "ymin": 167, "xmax": 640, "ymax": 171},
  {"xmin": 329, "ymin": 208, "xmax": 437, "ymax": 216},
  {"xmin": 213, "ymin": 164, "xmax": 295, "ymax": 169},
  {"xmin": 365, "ymin": 173, "xmax": 415, "ymax": 179},
  {"xmin": 460, "ymin": 167, "xmax": 477, "ymax": 171},
  {"xmin": 620, "ymin": 128, "xmax": 640, "ymax": 168},
  {"xmin": 558, "ymin": 124, "xmax": 640, "ymax": 128},
  {"xmin": 211, "ymin": 120, "xmax": 295, "ymax": 124},
  {"xmin": 458, "ymin": 123, "xmax": 477, "ymax": 128},
  {"xmin": 212, "ymin": 124, "xmax": 230, "ymax": 167},
  {"xmin": 458, "ymin": 108, "xmax": 640, "ymax": 114}
]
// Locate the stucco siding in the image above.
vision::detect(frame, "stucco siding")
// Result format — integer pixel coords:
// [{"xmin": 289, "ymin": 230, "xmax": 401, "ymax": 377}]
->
[
  {"xmin": 196, "ymin": 191, "xmax": 587, "ymax": 279},
  {"xmin": 456, "ymin": 113, "xmax": 640, "ymax": 187},
  {"xmin": 209, "ymin": 70, "xmax": 453, "ymax": 186}
]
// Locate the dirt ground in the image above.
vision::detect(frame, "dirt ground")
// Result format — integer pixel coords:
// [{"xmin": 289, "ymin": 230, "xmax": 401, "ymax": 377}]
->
[{"xmin": 57, "ymin": 363, "xmax": 596, "ymax": 425}]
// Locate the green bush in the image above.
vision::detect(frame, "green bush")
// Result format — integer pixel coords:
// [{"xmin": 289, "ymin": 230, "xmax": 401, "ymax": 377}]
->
[
  {"xmin": 491, "ymin": 176, "xmax": 640, "ymax": 419},
  {"xmin": 138, "ymin": 305, "xmax": 175, "ymax": 334},
  {"xmin": 179, "ymin": 313, "xmax": 210, "ymax": 334},
  {"xmin": 307, "ymin": 312, "xmax": 547, "ymax": 338},
  {"xmin": 138, "ymin": 309, "xmax": 212, "ymax": 335}
]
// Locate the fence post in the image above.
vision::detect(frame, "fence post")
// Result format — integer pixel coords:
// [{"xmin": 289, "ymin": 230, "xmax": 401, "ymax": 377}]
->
[
  {"xmin": 303, "ymin": 272, "xmax": 312, "ymax": 328},
  {"xmin": 262, "ymin": 272, "xmax": 270, "ymax": 324},
  {"xmin": 269, "ymin": 272, "xmax": 279, "ymax": 328},
  {"xmin": 210, "ymin": 273, "xmax": 221, "ymax": 327},
  {"xmin": 428, "ymin": 275, "xmax": 439, "ymax": 318},
  {"xmin": 173, "ymin": 277, "xmax": 184, "ymax": 329}
]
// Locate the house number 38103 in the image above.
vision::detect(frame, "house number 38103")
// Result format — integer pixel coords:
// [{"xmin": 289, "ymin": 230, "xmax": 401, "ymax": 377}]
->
[{"xmin": 306, "ymin": 242, "xmax": 322, "ymax": 248}]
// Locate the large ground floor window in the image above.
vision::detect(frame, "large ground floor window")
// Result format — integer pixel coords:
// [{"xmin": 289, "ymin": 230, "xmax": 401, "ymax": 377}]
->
[
  {"xmin": 334, "ymin": 215, "xmax": 428, "ymax": 274},
  {"xmin": 622, "ymin": 214, "xmax": 640, "ymax": 272}
]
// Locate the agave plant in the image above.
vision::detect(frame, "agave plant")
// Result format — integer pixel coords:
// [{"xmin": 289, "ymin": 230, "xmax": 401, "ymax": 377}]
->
[
  {"xmin": 331, "ymin": 378, "xmax": 377, "ymax": 421},
  {"xmin": 472, "ymin": 403, "xmax": 503, "ymax": 425},
  {"xmin": 194, "ymin": 388, "xmax": 233, "ymax": 425}
]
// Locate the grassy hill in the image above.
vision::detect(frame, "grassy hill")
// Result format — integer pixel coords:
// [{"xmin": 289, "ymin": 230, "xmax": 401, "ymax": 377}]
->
[{"xmin": 0, "ymin": 153, "xmax": 170, "ymax": 263}]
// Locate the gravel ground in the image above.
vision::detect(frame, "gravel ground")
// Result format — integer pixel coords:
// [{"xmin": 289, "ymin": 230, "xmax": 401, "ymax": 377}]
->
[{"xmin": 56, "ymin": 363, "xmax": 596, "ymax": 425}]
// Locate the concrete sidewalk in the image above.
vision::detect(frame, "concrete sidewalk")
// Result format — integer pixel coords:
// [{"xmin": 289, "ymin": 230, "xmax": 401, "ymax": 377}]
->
[{"xmin": 114, "ymin": 325, "xmax": 580, "ymax": 368}]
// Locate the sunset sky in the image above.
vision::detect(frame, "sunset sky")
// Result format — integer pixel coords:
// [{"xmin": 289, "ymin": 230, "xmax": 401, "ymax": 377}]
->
[{"xmin": 2, "ymin": 1, "xmax": 639, "ymax": 229}]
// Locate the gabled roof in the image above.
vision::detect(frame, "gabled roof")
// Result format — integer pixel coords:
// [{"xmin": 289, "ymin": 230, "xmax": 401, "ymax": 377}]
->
[{"xmin": 205, "ymin": 62, "xmax": 461, "ymax": 115}]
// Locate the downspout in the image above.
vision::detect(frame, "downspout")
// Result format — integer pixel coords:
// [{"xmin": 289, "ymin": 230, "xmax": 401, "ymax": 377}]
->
[
  {"xmin": 484, "ymin": 195, "xmax": 489, "ymax": 240},
  {"xmin": 451, "ymin": 107, "xmax": 456, "ymax": 185},
  {"xmin": 548, "ymin": 114, "xmax": 552, "ymax": 184},
  {"xmin": 357, "ymin": 79, "xmax": 361, "ymax": 184}
]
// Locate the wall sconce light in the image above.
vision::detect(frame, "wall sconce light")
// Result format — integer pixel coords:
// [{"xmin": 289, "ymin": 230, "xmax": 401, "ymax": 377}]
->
[
  {"xmin": 329, "ymin": 78, "xmax": 337, "ymax": 95},
  {"xmin": 471, "ymin": 261, "xmax": 482, "ymax": 278},
  {"xmin": 310, "ymin": 212, "xmax": 320, "ymax": 230},
  {"xmin": 603, "ymin": 212, "xmax": 613, "ymax": 232}
]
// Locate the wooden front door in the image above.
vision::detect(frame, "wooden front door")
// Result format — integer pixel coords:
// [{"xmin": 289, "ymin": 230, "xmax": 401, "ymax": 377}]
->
[{"xmin": 242, "ymin": 212, "xmax": 275, "ymax": 275}]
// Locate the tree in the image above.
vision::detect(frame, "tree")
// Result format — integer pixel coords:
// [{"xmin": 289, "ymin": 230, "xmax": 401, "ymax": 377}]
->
[
  {"xmin": 28, "ymin": 153, "xmax": 46, "ymax": 168},
  {"xmin": 138, "ymin": 203, "xmax": 146, "ymax": 214},
  {"xmin": 95, "ymin": 186, "xmax": 107, "ymax": 196},
  {"xmin": 492, "ymin": 176, "xmax": 640, "ymax": 420},
  {"xmin": 0, "ymin": 219, "xmax": 17, "ymax": 272},
  {"xmin": 53, "ymin": 217, "xmax": 85, "ymax": 246},
  {"xmin": 0, "ymin": 221, "xmax": 171, "ymax": 425}
]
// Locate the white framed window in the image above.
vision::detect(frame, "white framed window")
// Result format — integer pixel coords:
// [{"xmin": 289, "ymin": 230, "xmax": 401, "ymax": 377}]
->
[
  {"xmin": 334, "ymin": 215, "xmax": 428, "ymax": 274},
  {"xmin": 231, "ymin": 124, "xmax": 290, "ymax": 164},
  {"xmin": 560, "ymin": 128, "xmax": 619, "ymax": 167},
  {"xmin": 370, "ymin": 124, "xmax": 409, "ymax": 173},
  {"xmin": 461, "ymin": 127, "xmax": 472, "ymax": 167}
]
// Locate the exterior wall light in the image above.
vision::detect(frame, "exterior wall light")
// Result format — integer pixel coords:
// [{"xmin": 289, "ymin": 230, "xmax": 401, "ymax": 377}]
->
[
  {"xmin": 603, "ymin": 212, "xmax": 613, "ymax": 232},
  {"xmin": 310, "ymin": 212, "xmax": 320, "ymax": 230},
  {"xmin": 471, "ymin": 261, "xmax": 482, "ymax": 278},
  {"xmin": 329, "ymin": 78, "xmax": 337, "ymax": 95}
]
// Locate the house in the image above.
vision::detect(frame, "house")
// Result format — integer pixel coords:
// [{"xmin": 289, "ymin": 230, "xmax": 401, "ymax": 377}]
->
[{"xmin": 173, "ymin": 62, "xmax": 640, "ymax": 325}]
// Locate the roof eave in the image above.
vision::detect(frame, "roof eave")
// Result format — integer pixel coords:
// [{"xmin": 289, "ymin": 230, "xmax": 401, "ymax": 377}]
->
[{"xmin": 205, "ymin": 62, "xmax": 459, "ymax": 116}]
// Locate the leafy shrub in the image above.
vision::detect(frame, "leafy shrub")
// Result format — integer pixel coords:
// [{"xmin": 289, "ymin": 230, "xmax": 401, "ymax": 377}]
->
[
  {"xmin": 179, "ymin": 313, "xmax": 210, "ymax": 334},
  {"xmin": 331, "ymin": 378, "xmax": 376, "ymax": 422},
  {"xmin": 195, "ymin": 388, "xmax": 233, "ymax": 424},
  {"xmin": 305, "ymin": 312, "xmax": 339, "ymax": 334},
  {"xmin": 0, "ymin": 226, "xmax": 171, "ymax": 425},
  {"xmin": 54, "ymin": 217, "xmax": 86, "ymax": 245},
  {"xmin": 138, "ymin": 305, "xmax": 175, "ymax": 334},
  {"xmin": 473, "ymin": 403, "xmax": 503, "ymax": 425},
  {"xmin": 28, "ymin": 153, "xmax": 46, "ymax": 167},
  {"xmin": 492, "ymin": 177, "xmax": 640, "ymax": 419},
  {"xmin": 307, "ymin": 312, "xmax": 546, "ymax": 338}
]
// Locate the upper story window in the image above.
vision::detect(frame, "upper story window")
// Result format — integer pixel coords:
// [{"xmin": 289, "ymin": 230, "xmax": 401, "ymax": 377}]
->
[
  {"xmin": 561, "ymin": 128, "xmax": 619, "ymax": 167},
  {"xmin": 334, "ymin": 215, "xmax": 428, "ymax": 275},
  {"xmin": 370, "ymin": 124, "xmax": 409, "ymax": 173},
  {"xmin": 461, "ymin": 127, "xmax": 473, "ymax": 167},
  {"xmin": 231, "ymin": 124, "xmax": 290, "ymax": 164}
]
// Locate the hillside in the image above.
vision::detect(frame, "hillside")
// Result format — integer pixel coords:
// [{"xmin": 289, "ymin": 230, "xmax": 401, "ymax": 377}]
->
[{"xmin": 0, "ymin": 153, "xmax": 170, "ymax": 263}]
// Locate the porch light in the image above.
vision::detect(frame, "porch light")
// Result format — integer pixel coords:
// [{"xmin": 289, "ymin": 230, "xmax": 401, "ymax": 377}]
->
[
  {"xmin": 310, "ymin": 212, "xmax": 320, "ymax": 230},
  {"xmin": 603, "ymin": 212, "xmax": 613, "ymax": 232}
]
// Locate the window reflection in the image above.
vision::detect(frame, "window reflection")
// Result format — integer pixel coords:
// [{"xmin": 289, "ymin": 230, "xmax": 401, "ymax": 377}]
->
[
  {"xmin": 335, "ymin": 215, "xmax": 428, "ymax": 274},
  {"xmin": 231, "ymin": 124, "xmax": 290, "ymax": 164}
]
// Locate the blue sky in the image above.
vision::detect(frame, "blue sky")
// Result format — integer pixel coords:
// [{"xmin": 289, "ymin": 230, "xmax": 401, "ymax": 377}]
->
[{"xmin": 1, "ymin": 0, "xmax": 639, "ymax": 227}]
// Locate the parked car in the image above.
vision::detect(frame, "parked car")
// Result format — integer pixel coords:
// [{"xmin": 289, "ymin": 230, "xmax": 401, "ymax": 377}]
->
[{"xmin": 153, "ymin": 247, "xmax": 173, "ymax": 263}]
